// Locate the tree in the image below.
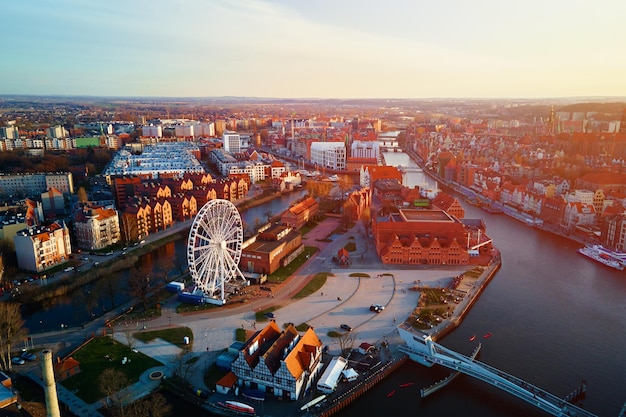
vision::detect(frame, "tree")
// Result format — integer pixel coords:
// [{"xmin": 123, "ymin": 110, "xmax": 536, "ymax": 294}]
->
[
  {"xmin": 126, "ymin": 393, "xmax": 172, "ymax": 417},
  {"xmin": 77, "ymin": 186, "xmax": 88, "ymax": 203},
  {"xmin": 0, "ymin": 302, "xmax": 27, "ymax": 371},
  {"xmin": 98, "ymin": 368, "xmax": 129, "ymax": 417},
  {"xmin": 337, "ymin": 175, "xmax": 353, "ymax": 198},
  {"xmin": 170, "ymin": 350, "xmax": 196, "ymax": 381},
  {"xmin": 129, "ymin": 264, "xmax": 154, "ymax": 312},
  {"xmin": 337, "ymin": 330, "xmax": 357, "ymax": 357}
]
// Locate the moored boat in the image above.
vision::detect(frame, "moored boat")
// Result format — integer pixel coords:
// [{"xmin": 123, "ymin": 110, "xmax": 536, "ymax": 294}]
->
[
  {"xmin": 469, "ymin": 335, "xmax": 476, "ymax": 342},
  {"xmin": 483, "ymin": 332, "xmax": 492, "ymax": 339},
  {"xmin": 577, "ymin": 245, "xmax": 625, "ymax": 271},
  {"xmin": 210, "ymin": 400, "xmax": 256, "ymax": 416}
]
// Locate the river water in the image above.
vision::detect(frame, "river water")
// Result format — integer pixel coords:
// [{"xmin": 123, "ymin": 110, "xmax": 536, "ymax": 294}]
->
[{"xmin": 337, "ymin": 153, "xmax": 626, "ymax": 416}]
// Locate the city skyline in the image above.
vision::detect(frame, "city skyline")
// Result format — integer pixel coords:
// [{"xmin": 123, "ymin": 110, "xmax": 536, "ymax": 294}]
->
[{"xmin": 3, "ymin": 0, "xmax": 626, "ymax": 99}]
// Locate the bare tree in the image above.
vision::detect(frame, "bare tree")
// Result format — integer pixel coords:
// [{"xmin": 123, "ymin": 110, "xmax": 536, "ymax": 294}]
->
[
  {"xmin": 0, "ymin": 302, "xmax": 27, "ymax": 371},
  {"xmin": 337, "ymin": 175, "xmax": 353, "ymax": 198},
  {"xmin": 126, "ymin": 393, "xmax": 172, "ymax": 417},
  {"xmin": 123, "ymin": 328, "xmax": 136, "ymax": 352},
  {"xmin": 129, "ymin": 264, "xmax": 154, "ymax": 312},
  {"xmin": 170, "ymin": 350, "xmax": 196, "ymax": 381},
  {"xmin": 77, "ymin": 186, "xmax": 88, "ymax": 203},
  {"xmin": 98, "ymin": 368, "xmax": 129, "ymax": 417},
  {"xmin": 338, "ymin": 330, "xmax": 357, "ymax": 358}
]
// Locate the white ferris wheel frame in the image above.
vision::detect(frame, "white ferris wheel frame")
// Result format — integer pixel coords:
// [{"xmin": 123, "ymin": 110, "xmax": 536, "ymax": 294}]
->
[{"xmin": 187, "ymin": 199, "xmax": 247, "ymax": 303}]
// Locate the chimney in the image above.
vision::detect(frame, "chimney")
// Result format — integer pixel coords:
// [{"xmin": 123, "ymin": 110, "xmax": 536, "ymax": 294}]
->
[{"xmin": 42, "ymin": 349, "xmax": 61, "ymax": 417}]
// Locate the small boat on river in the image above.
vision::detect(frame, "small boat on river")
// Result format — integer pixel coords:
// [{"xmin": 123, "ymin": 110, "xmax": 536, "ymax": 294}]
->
[
  {"xmin": 469, "ymin": 335, "xmax": 476, "ymax": 342},
  {"xmin": 483, "ymin": 332, "xmax": 492, "ymax": 339}
]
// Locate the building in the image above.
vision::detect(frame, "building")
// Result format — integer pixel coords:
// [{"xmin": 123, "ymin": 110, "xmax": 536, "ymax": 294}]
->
[
  {"xmin": 41, "ymin": 187, "xmax": 65, "ymax": 218},
  {"xmin": 0, "ymin": 172, "xmax": 73, "ymax": 198},
  {"xmin": 240, "ymin": 224, "xmax": 303, "ymax": 275},
  {"xmin": 73, "ymin": 206, "xmax": 121, "ymax": 250},
  {"xmin": 310, "ymin": 142, "xmax": 346, "ymax": 170},
  {"xmin": 230, "ymin": 320, "xmax": 323, "ymax": 400},
  {"xmin": 280, "ymin": 197, "xmax": 319, "ymax": 229},
  {"xmin": 223, "ymin": 131, "xmax": 242, "ymax": 153},
  {"xmin": 373, "ymin": 208, "xmax": 493, "ymax": 266},
  {"xmin": 14, "ymin": 222, "xmax": 72, "ymax": 272}
]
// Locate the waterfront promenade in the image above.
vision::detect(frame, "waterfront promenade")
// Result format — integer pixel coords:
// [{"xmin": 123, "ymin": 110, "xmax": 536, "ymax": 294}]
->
[{"xmin": 103, "ymin": 215, "xmax": 499, "ymax": 416}]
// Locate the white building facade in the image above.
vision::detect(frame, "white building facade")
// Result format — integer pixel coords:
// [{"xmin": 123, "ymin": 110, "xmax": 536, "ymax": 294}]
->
[{"xmin": 310, "ymin": 142, "xmax": 346, "ymax": 170}]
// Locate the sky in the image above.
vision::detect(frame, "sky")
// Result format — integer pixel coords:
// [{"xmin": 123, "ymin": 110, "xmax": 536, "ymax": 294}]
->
[{"xmin": 2, "ymin": 0, "xmax": 626, "ymax": 99}]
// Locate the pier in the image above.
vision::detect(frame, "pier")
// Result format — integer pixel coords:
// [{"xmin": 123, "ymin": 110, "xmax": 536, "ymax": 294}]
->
[{"xmin": 399, "ymin": 330, "xmax": 596, "ymax": 417}]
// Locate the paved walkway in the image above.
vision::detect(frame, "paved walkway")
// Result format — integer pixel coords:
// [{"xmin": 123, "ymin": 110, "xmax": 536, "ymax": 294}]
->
[{"xmin": 108, "ymin": 219, "xmax": 472, "ymax": 396}]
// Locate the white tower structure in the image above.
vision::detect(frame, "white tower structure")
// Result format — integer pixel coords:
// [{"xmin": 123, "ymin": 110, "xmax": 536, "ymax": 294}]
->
[{"xmin": 42, "ymin": 349, "xmax": 61, "ymax": 417}]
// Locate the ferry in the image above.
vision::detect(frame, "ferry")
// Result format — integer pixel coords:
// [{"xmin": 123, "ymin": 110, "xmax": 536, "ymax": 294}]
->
[
  {"xmin": 211, "ymin": 400, "xmax": 256, "ymax": 416},
  {"xmin": 577, "ymin": 245, "xmax": 625, "ymax": 271}
]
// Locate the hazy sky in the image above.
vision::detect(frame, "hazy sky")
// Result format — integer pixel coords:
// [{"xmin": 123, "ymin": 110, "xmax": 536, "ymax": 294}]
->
[{"xmin": 2, "ymin": 0, "xmax": 626, "ymax": 99}]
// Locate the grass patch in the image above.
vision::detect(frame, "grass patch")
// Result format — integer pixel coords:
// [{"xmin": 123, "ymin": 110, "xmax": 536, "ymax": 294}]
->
[
  {"xmin": 293, "ymin": 272, "xmax": 330, "ymax": 299},
  {"xmin": 463, "ymin": 267, "xmax": 484, "ymax": 279},
  {"xmin": 344, "ymin": 242, "xmax": 357, "ymax": 252},
  {"xmin": 176, "ymin": 302, "xmax": 221, "ymax": 314},
  {"xmin": 134, "ymin": 326, "xmax": 193, "ymax": 348},
  {"xmin": 349, "ymin": 272, "xmax": 370, "ymax": 278},
  {"xmin": 60, "ymin": 337, "xmax": 162, "ymax": 403},
  {"xmin": 327, "ymin": 330, "xmax": 342, "ymax": 338},
  {"xmin": 268, "ymin": 246, "xmax": 318, "ymax": 284},
  {"xmin": 255, "ymin": 306, "xmax": 277, "ymax": 322},
  {"xmin": 295, "ymin": 323, "xmax": 311, "ymax": 332},
  {"xmin": 235, "ymin": 328, "xmax": 247, "ymax": 342}
]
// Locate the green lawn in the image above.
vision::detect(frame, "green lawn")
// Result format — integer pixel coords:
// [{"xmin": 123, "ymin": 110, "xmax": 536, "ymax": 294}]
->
[
  {"xmin": 60, "ymin": 337, "xmax": 162, "ymax": 404},
  {"xmin": 268, "ymin": 246, "xmax": 318, "ymax": 284},
  {"xmin": 134, "ymin": 326, "xmax": 193, "ymax": 348},
  {"xmin": 293, "ymin": 272, "xmax": 330, "ymax": 299}
]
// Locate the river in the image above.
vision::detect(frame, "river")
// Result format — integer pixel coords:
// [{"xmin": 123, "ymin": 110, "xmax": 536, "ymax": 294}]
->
[{"xmin": 337, "ymin": 153, "xmax": 626, "ymax": 416}]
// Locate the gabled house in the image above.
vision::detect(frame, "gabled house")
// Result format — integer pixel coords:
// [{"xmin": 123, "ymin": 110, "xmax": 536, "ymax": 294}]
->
[{"xmin": 230, "ymin": 321, "xmax": 323, "ymax": 400}]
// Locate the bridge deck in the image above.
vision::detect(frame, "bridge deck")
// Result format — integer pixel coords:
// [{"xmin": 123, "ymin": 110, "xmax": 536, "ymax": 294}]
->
[{"xmin": 399, "ymin": 342, "xmax": 596, "ymax": 417}]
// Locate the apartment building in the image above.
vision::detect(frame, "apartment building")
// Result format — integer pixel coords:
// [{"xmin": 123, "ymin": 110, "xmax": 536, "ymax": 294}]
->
[
  {"xmin": 14, "ymin": 222, "xmax": 72, "ymax": 272},
  {"xmin": 73, "ymin": 206, "xmax": 121, "ymax": 250}
]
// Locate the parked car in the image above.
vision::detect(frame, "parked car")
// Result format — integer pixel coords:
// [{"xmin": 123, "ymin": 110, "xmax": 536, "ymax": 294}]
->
[
  {"xmin": 11, "ymin": 357, "xmax": 25, "ymax": 365},
  {"xmin": 340, "ymin": 324, "xmax": 352, "ymax": 332},
  {"xmin": 264, "ymin": 312, "xmax": 275, "ymax": 319},
  {"xmin": 21, "ymin": 351, "xmax": 37, "ymax": 361}
]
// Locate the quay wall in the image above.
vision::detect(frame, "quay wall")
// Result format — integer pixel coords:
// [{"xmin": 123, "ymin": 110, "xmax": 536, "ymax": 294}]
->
[
  {"xmin": 431, "ymin": 256, "xmax": 501, "ymax": 342},
  {"xmin": 317, "ymin": 355, "xmax": 408, "ymax": 417}
]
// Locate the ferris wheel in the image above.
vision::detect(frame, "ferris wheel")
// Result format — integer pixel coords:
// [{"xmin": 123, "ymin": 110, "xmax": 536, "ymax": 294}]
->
[{"xmin": 187, "ymin": 199, "xmax": 247, "ymax": 304}]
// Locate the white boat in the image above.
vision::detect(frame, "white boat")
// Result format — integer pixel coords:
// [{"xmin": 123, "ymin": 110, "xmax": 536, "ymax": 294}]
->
[
  {"xmin": 577, "ymin": 245, "xmax": 625, "ymax": 271},
  {"xmin": 212, "ymin": 400, "xmax": 256, "ymax": 416}
]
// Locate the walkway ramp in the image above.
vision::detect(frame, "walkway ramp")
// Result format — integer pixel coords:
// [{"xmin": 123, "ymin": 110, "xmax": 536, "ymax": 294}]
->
[{"xmin": 400, "ymin": 339, "xmax": 597, "ymax": 417}]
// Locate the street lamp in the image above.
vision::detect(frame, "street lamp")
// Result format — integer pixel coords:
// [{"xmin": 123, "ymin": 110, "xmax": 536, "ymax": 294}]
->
[
  {"xmin": 40, "ymin": 320, "xmax": 43, "ymax": 333},
  {"xmin": 168, "ymin": 316, "xmax": 172, "ymax": 326}
]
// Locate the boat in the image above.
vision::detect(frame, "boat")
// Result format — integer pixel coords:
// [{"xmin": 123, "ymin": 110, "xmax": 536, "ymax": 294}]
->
[
  {"xmin": 483, "ymin": 332, "xmax": 492, "ymax": 339},
  {"xmin": 300, "ymin": 394, "xmax": 327, "ymax": 411},
  {"xmin": 212, "ymin": 400, "xmax": 256, "ymax": 416},
  {"xmin": 469, "ymin": 335, "xmax": 476, "ymax": 342},
  {"xmin": 577, "ymin": 245, "xmax": 625, "ymax": 271},
  {"xmin": 386, "ymin": 390, "xmax": 396, "ymax": 397},
  {"xmin": 399, "ymin": 382, "xmax": 414, "ymax": 388}
]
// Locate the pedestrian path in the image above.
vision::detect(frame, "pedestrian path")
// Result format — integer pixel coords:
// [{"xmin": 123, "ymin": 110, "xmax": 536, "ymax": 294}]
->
[{"xmin": 25, "ymin": 370, "xmax": 104, "ymax": 417}]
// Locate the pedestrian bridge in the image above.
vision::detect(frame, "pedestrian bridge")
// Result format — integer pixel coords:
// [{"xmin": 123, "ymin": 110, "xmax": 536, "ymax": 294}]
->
[{"xmin": 398, "ymin": 332, "xmax": 596, "ymax": 417}]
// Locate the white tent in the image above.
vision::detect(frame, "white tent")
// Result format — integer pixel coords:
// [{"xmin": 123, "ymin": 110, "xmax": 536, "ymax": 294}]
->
[{"xmin": 342, "ymin": 368, "xmax": 359, "ymax": 382}]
